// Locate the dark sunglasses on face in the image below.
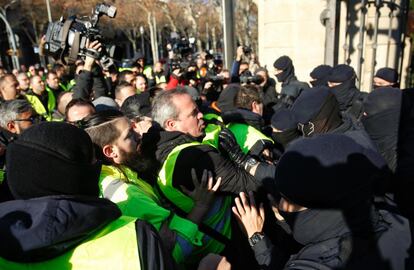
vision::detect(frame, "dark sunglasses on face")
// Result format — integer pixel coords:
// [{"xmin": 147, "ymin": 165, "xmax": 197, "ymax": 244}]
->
[{"xmin": 14, "ymin": 115, "xmax": 42, "ymax": 124}]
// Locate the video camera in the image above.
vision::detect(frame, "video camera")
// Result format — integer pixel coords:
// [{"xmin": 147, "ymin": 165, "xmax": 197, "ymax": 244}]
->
[
  {"xmin": 171, "ymin": 38, "xmax": 192, "ymax": 58},
  {"xmin": 205, "ymin": 75, "xmax": 226, "ymax": 85},
  {"xmin": 44, "ymin": 3, "xmax": 121, "ymax": 70},
  {"xmin": 240, "ymin": 75, "xmax": 264, "ymax": 85}
]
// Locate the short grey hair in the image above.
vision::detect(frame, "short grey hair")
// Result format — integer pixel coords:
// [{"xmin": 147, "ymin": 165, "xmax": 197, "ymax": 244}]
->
[
  {"xmin": 152, "ymin": 88, "xmax": 189, "ymax": 128},
  {"xmin": 0, "ymin": 99, "xmax": 33, "ymax": 128}
]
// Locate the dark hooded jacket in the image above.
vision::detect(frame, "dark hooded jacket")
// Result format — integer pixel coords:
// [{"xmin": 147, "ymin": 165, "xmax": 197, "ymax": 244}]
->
[
  {"xmin": 273, "ymin": 56, "xmax": 309, "ymax": 109},
  {"xmin": 327, "ymin": 65, "xmax": 367, "ymax": 119},
  {"xmin": 0, "ymin": 195, "xmax": 175, "ymax": 270},
  {"xmin": 253, "ymin": 207, "xmax": 411, "ymax": 270},
  {"xmin": 291, "ymin": 86, "xmax": 377, "ymax": 152},
  {"xmin": 252, "ymin": 135, "xmax": 411, "ymax": 270},
  {"xmin": 362, "ymin": 87, "xmax": 401, "ymax": 172}
]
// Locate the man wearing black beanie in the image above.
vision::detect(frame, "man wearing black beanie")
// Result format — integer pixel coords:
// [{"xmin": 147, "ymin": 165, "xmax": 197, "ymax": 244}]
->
[
  {"xmin": 0, "ymin": 122, "xmax": 174, "ymax": 270},
  {"xmin": 291, "ymin": 86, "xmax": 376, "ymax": 152},
  {"xmin": 273, "ymin": 56, "xmax": 309, "ymax": 109},
  {"xmin": 373, "ymin": 67, "xmax": 399, "ymax": 89},
  {"xmin": 232, "ymin": 134, "xmax": 411, "ymax": 270},
  {"xmin": 327, "ymin": 64, "xmax": 367, "ymax": 119},
  {"xmin": 309, "ymin": 64, "xmax": 332, "ymax": 87}
]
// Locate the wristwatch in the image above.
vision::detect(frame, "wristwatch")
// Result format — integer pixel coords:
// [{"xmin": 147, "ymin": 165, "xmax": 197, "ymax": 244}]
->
[
  {"xmin": 248, "ymin": 232, "xmax": 265, "ymax": 247},
  {"xmin": 244, "ymin": 157, "xmax": 258, "ymax": 172}
]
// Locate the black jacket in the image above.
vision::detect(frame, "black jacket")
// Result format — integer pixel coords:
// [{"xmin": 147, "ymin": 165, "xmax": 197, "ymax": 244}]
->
[
  {"xmin": 72, "ymin": 69, "xmax": 108, "ymax": 100},
  {"xmin": 273, "ymin": 75, "xmax": 309, "ymax": 112},
  {"xmin": 330, "ymin": 79, "xmax": 367, "ymax": 120},
  {"xmin": 252, "ymin": 208, "xmax": 411, "ymax": 270},
  {"xmin": 142, "ymin": 127, "xmax": 261, "ymax": 194},
  {"xmin": 0, "ymin": 195, "xmax": 175, "ymax": 270},
  {"xmin": 330, "ymin": 113, "xmax": 377, "ymax": 152}
]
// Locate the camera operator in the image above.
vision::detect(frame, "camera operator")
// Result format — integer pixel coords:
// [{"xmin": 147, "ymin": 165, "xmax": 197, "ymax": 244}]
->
[
  {"xmin": 166, "ymin": 62, "xmax": 199, "ymax": 90},
  {"xmin": 72, "ymin": 40, "xmax": 110, "ymax": 101},
  {"xmin": 255, "ymin": 68, "xmax": 278, "ymax": 123},
  {"xmin": 230, "ymin": 46, "xmax": 252, "ymax": 83}
]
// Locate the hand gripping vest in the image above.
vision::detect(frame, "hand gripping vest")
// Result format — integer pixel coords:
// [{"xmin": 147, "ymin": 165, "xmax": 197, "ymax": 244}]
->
[
  {"xmin": 157, "ymin": 142, "xmax": 232, "ymax": 263},
  {"xmin": 0, "ymin": 216, "xmax": 142, "ymax": 270}
]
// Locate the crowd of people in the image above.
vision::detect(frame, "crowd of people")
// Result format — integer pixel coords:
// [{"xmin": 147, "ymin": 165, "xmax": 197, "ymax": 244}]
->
[{"xmin": 0, "ymin": 39, "xmax": 413, "ymax": 270}]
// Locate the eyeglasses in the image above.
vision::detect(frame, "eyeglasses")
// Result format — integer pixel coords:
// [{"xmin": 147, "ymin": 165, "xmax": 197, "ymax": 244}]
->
[{"xmin": 14, "ymin": 115, "xmax": 42, "ymax": 124}]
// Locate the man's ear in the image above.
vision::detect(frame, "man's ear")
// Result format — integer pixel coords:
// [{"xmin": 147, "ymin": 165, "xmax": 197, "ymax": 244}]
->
[
  {"xmin": 102, "ymin": 144, "xmax": 117, "ymax": 159},
  {"xmin": 251, "ymin": 101, "xmax": 260, "ymax": 114},
  {"xmin": 6, "ymin": 121, "xmax": 17, "ymax": 133},
  {"xmin": 164, "ymin": 118, "xmax": 176, "ymax": 131}
]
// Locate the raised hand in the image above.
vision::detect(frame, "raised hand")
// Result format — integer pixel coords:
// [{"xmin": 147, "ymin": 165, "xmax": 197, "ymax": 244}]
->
[{"xmin": 232, "ymin": 192, "xmax": 265, "ymax": 238}]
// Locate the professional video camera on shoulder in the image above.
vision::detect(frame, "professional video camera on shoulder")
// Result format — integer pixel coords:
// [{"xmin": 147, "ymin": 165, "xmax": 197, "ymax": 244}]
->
[
  {"xmin": 44, "ymin": 3, "xmax": 121, "ymax": 70},
  {"xmin": 240, "ymin": 75, "xmax": 264, "ymax": 85}
]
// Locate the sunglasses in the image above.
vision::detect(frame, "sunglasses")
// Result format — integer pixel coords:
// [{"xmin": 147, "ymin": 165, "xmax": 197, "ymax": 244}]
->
[{"xmin": 14, "ymin": 115, "xmax": 42, "ymax": 124}]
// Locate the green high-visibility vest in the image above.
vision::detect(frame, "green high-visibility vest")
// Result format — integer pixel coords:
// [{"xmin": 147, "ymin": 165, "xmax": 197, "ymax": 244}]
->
[
  {"xmin": 0, "ymin": 216, "xmax": 142, "ymax": 270},
  {"xmin": 25, "ymin": 89, "xmax": 55, "ymax": 121},
  {"xmin": 59, "ymin": 82, "xmax": 68, "ymax": 92},
  {"xmin": 227, "ymin": 123, "xmax": 274, "ymax": 155},
  {"xmin": 202, "ymin": 113, "xmax": 223, "ymax": 148},
  {"xmin": 66, "ymin": 80, "xmax": 76, "ymax": 91},
  {"xmin": 158, "ymin": 142, "xmax": 232, "ymax": 263},
  {"xmin": 0, "ymin": 169, "xmax": 4, "ymax": 184},
  {"xmin": 155, "ymin": 75, "xmax": 167, "ymax": 84},
  {"xmin": 99, "ymin": 165, "xmax": 203, "ymax": 263}
]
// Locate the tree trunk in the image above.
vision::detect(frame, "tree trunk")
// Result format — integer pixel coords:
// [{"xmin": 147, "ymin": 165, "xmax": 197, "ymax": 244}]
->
[
  {"xmin": 148, "ymin": 12, "xmax": 158, "ymax": 63},
  {"xmin": 212, "ymin": 27, "xmax": 217, "ymax": 52},
  {"xmin": 160, "ymin": 4, "xmax": 178, "ymax": 32}
]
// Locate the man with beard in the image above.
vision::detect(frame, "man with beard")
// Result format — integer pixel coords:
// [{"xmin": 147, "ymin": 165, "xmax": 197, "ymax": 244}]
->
[
  {"xmin": 82, "ymin": 110, "xmax": 222, "ymax": 265},
  {"xmin": 273, "ymin": 55, "xmax": 309, "ymax": 109},
  {"xmin": 327, "ymin": 64, "xmax": 367, "ymax": 119}
]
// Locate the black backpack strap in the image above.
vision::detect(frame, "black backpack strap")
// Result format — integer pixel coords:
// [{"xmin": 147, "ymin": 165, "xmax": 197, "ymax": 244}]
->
[{"xmin": 135, "ymin": 220, "xmax": 177, "ymax": 270}]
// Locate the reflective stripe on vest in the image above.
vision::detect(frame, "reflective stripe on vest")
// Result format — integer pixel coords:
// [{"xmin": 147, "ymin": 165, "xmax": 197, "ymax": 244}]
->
[
  {"xmin": 66, "ymin": 80, "xmax": 76, "ymax": 91},
  {"xmin": 59, "ymin": 82, "xmax": 68, "ymax": 92},
  {"xmin": 158, "ymin": 142, "xmax": 232, "ymax": 259},
  {"xmin": 155, "ymin": 75, "xmax": 167, "ymax": 84},
  {"xmin": 99, "ymin": 165, "xmax": 204, "ymax": 263},
  {"xmin": 143, "ymin": 66, "xmax": 152, "ymax": 79},
  {"xmin": 202, "ymin": 113, "xmax": 223, "ymax": 148},
  {"xmin": 0, "ymin": 216, "xmax": 141, "ymax": 270},
  {"xmin": 227, "ymin": 123, "xmax": 274, "ymax": 154},
  {"xmin": 44, "ymin": 87, "xmax": 57, "ymax": 112},
  {"xmin": 25, "ymin": 94, "xmax": 53, "ymax": 121}
]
